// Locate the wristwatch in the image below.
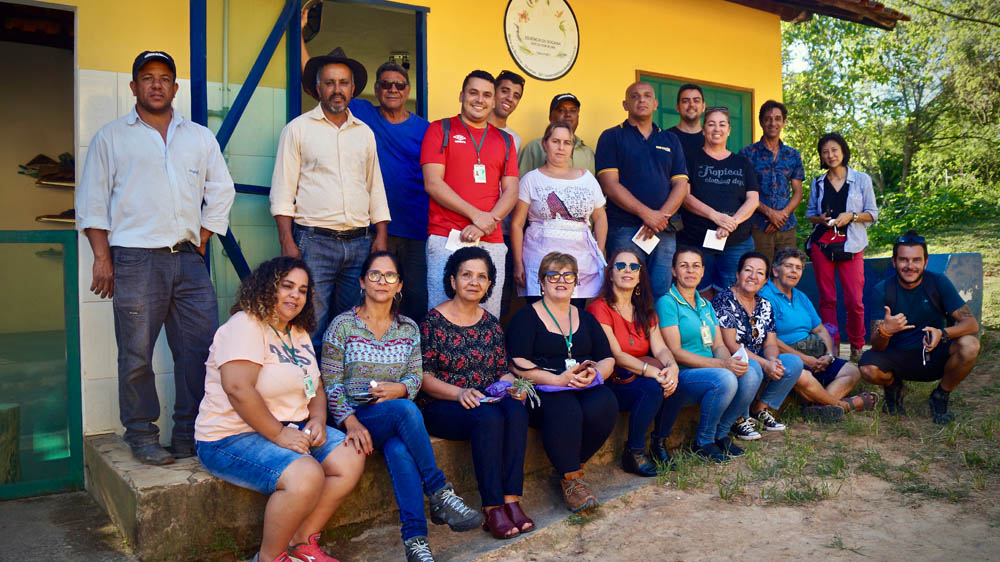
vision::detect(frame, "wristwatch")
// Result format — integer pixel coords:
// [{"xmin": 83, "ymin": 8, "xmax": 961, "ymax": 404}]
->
[{"xmin": 850, "ymin": 212, "xmax": 858, "ymax": 223}]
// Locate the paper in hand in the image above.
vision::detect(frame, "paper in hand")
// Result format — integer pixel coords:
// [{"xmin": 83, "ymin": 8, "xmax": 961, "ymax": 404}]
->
[
  {"xmin": 702, "ymin": 229, "xmax": 727, "ymax": 251},
  {"xmin": 445, "ymin": 229, "xmax": 480, "ymax": 251},
  {"xmin": 733, "ymin": 344, "xmax": 749, "ymax": 363},
  {"xmin": 631, "ymin": 227, "xmax": 660, "ymax": 254}
]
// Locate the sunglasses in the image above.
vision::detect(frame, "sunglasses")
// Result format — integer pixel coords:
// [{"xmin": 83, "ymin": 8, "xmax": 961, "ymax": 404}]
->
[
  {"xmin": 376, "ymin": 80, "xmax": 408, "ymax": 91},
  {"xmin": 544, "ymin": 271, "xmax": 577, "ymax": 284},
  {"xmin": 896, "ymin": 234, "xmax": 926, "ymax": 245},
  {"xmin": 613, "ymin": 262, "xmax": 642, "ymax": 272},
  {"xmin": 366, "ymin": 270, "xmax": 400, "ymax": 284}
]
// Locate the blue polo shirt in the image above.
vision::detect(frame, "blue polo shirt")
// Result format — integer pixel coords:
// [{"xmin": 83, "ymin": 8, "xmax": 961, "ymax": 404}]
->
[
  {"xmin": 595, "ymin": 120, "xmax": 688, "ymax": 228},
  {"xmin": 349, "ymin": 99, "xmax": 430, "ymax": 240},
  {"xmin": 656, "ymin": 285, "xmax": 718, "ymax": 361},
  {"xmin": 759, "ymin": 280, "xmax": 821, "ymax": 346}
]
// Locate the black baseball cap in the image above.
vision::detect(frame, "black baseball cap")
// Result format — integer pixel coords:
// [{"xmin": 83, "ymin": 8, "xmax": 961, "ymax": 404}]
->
[
  {"xmin": 132, "ymin": 51, "xmax": 176, "ymax": 81},
  {"xmin": 549, "ymin": 93, "xmax": 581, "ymax": 112}
]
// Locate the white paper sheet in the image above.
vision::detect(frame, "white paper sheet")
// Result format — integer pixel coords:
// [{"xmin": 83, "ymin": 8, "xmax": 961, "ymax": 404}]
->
[
  {"xmin": 733, "ymin": 344, "xmax": 749, "ymax": 363},
  {"xmin": 445, "ymin": 228, "xmax": 480, "ymax": 251},
  {"xmin": 702, "ymin": 229, "xmax": 727, "ymax": 251},
  {"xmin": 631, "ymin": 227, "xmax": 660, "ymax": 254}
]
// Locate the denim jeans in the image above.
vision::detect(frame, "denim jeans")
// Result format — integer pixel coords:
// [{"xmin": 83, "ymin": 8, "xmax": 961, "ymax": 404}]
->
[
  {"xmin": 386, "ymin": 235, "xmax": 428, "ymax": 324},
  {"xmin": 699, "ymin": 237, "xmax": 755, "ymax": 292},
  {"xmin": 422, "ymin": 397, "xmax": 528, "ymax": 507},
  {"xmin": 663, "ymin": 367, "xmax": 740, "ymax": 447},
  {"xmin": 352, "ymin": 399, "xmax": 448, "ymax": 541},
  {"xmin": 750, "ymin": 354, "xmax": 803, "ymax": 413},
  {"xmin": 426, "ymin": 235, "xmax": 507, "ymax": 317},
  {"xmin": 294, "ymin": 226, "xmax": 370, "ymax": 350},
  {"xmin": 111, "ymin": 246, "xmax": 218, "ymax": 449},
  {"xmin": 606, "ymin": 225, "xmax": 676, "ymax": 299},
  {"xmin": 609, "ymin": 376, "xmax": 671, "ymax": 451}
]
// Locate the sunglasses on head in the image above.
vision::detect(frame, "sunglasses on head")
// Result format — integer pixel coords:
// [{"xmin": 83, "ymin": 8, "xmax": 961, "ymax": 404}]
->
[
  {"xmin": 376, "ymin": 80, "xmax": 408, "ymax": 91},
  {"xmin": 613, "ymin": 262, "xmax": 642, "ymax": 272},
  {"xmin": 896, "ymin": 234, "xmax": 925, "ymax": 245},
  {"xmin": 544, "ymin": 271, "xmax": 577, "ymax": 284},
  {"xmin": 366, "ymin": 270, "xmax": 400, "ymax": 284}
]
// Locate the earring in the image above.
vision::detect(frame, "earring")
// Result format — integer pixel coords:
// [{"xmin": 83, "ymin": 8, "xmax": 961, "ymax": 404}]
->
[
  {"xmin": 633, "ymin": 287, "xmax": 641, "ymax": 296},
  {"xmin": 393, "ymin": 292, "xmax": 402, "ymax": 302},
  {"xmin": 360, "ymin": 288, "xmax": 365, "ymax": 298}
]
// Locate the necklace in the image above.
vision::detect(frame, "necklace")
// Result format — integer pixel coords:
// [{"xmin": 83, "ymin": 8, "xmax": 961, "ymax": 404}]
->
[{"xmin": 611, "ymin": 301, "xmax": 636, "ymax": 346}]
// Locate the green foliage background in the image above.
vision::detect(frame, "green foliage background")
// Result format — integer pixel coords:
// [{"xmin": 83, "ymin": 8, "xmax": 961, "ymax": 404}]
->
[{"xmin": 781, "ymin": 1, "xmax": 1000, "ymax": 249}]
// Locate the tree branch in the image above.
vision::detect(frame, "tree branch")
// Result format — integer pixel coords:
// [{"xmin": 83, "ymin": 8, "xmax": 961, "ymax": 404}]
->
[{"xmin": 899, "ymin": 0, "xmax": 1000, "ymax": 28}]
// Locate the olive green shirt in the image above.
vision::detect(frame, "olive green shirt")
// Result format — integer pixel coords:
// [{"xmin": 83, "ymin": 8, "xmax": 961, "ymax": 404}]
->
[{"xmin": 517, "ymin": 136, "xmax": 596, "ymax": 178}]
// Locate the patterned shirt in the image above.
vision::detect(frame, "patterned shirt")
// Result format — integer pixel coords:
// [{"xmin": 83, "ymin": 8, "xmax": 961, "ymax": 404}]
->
[
  {"xmin": 320, "ymin": 309, "xmax": 423, "ymax": 425},
  {"xmin": 712, "ymin": 287, "xmax": 776, "ymax": 356},
  {"xmin": 739, "ymin": 138, "xmax": 804, "ymax": 232},
  {"xmin": 420, "ymin": 309, "xmax": 508, "ymax": 399}
]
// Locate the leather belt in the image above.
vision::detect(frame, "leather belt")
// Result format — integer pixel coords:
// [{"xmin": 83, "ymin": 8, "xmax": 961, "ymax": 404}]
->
[
  {"xmin": 167, "ymin": 241, "xmax": 197, "ymax": 254},
  {"xmin": 298, "ymin": 225, "xmax": 369, "ymax": 240}
]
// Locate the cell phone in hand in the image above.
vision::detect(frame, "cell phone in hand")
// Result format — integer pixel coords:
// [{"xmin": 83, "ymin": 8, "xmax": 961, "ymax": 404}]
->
[
  {"xmin": 478, "ymin": 396, "xmax": 501, "ymax": 404},
  {"xmin": 573, "ymin": 360, "xmax": 596, "ymax": 373},
  {"xmin": 353, "ymin": 393, "xmax": 378, "ymax": 404}
]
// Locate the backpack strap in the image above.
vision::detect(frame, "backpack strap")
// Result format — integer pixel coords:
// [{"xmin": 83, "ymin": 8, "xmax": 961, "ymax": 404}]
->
[
  {"xmin": 884, "ymin": 273, "xmax": 898, "ymax": 312},
  {"xmin": 439, "ymin": 118, "xmax": 513, "ymax": 186},
  {"xmin": 884, "ymin": 270, "xmax": 952, "ymax": 326},
  {"xmin": 439, "ymin": 118, "xmax": 450, "ymax": 154}
]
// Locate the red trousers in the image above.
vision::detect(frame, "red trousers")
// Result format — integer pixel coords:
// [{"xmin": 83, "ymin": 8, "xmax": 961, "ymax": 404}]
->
[{"xmin": 809, "ymin": 245, "xmax": 866, "ymax": 348}]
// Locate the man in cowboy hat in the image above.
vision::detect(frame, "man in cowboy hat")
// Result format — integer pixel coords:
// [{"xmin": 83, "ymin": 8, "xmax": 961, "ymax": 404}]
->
[{"xmin": 271, "ymin": 46, "xmax": 390, "ymax": 348}]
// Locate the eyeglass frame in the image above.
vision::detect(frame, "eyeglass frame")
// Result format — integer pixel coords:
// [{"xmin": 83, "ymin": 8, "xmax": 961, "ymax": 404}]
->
[
  {"xmin": 375, "ymin": 79, "xmax": 409, "ymax": 91},
  {"xmin": 613, "ymin": 262, "xmax": 642, "ymax": 272},
  {"xmin": 543, "ymin": 270, "xmax": 578, "ymax": 284},
  {"xmin": 365, "ymin": 270, "xmax": 400, "ymax": 284}
]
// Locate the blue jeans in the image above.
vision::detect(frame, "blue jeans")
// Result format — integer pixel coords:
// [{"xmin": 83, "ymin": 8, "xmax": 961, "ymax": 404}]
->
[
  {"xmin": 386, "ymin": 235, "xmax": 428, "ymax": 324},
  {"xmin": 609, "ymin": 377, "xmax": 671, "ymax": 451},
  {"xmin": 699, "ymin": 237, "xmax": 755, "ymax": 292},
  {"xmin": 111, "ymin": 246, "xmax": 218, "ymax": 448},
  {"xmin": 196, "ymin": 422, "xmax": 346, "ymax": 494},
  {"xmin": 663, "ymin": 367, "xmax": 743, "ymax": 447},
  {"xmin": 422, "ymin": 397, "xmax": 528, "ymax": 507},
  {"xmin": 606, "ymin": 225, "xmax": 676, "ymax": 299},
  {"xmin": 352, "ymin": 399, "xmax": 448, "ymax": 541},
  {"xmin": 294, "ymin": 226, "xmax": 371, "ymax": 350},
  {"xmin": 750, "ymin": 354, "xmax": 803, "ymax": 413}
]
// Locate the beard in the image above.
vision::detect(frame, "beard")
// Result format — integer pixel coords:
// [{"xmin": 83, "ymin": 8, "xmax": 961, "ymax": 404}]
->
[{"xmin": 322, "ymin": 95, "xmax": 348, "ymax": 115}]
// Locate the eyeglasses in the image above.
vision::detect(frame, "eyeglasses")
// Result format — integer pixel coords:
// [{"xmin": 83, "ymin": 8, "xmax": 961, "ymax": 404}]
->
[
  {"xmin": 543, "ymin": 271, "xmax": 577, "ymax": 284},
  {"xmin": 613, "ymin": 262, "xmax": 642, "ymax": 272},
  {"xmin": 896, "ymin": 234, "xmax": 926, "ymax": 245},
  {"xmin": 375, "ymin": 80, "xmax": 408, "ymax": 91},
  {"xmin": 366, "ymin": 270, "xmax": 400, "ymax": 284}
]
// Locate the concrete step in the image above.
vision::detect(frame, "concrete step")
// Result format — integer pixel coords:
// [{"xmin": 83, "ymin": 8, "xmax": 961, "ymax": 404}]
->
[{"xmin": 84, "ymin": 407, "xmax": 701, "ymax": 561}]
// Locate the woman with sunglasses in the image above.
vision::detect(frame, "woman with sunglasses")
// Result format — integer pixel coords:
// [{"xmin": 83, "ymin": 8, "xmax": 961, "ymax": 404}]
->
[
  {"xmin": 506, "ymin": 252, "xmax": 617, "ymax": 513},
  {"xmin": 712, "ymin": 252, "xmax": 803, "ymax": 440},
  {"xmin": 419, "ymin": 247, "xmax": 532, "ymax": 540},
  {"xmin": 511, "ymin": 121, "xmax": 607, "ymax": 308},
  {"xmin": 321, "ymin": 251, "xmax": 481, "ymax": 562},
  {"xmin": 587, "ymin": 249, "xmax": 680, "ymax": 475},
  {"xmin": 677, "ymin": 106, "xmax": 760, "ymax": 300},
  {"xmin": 656, "ymin": 246, "xmax": 754, "ymax": 463},
  {"xmin": 805, "ymin": 133, "xmax": 878, "ymax": 362}
]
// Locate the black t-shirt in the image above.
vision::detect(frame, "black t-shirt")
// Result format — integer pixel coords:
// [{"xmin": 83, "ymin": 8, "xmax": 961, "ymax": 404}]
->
[
  {"xmin": 871, "ymin": 273, "xmax": 966, "ymax": 351},
  {"xmin": 667, "ymin": 126, "xmax": 705, "ymax": 158},
  {"xmin": 678, "ymin": 148, "xmax": 760, "ymax": 249},
  {"xmin": 505, "ymin": 304, "xmax": 613, "ymax": 374}
]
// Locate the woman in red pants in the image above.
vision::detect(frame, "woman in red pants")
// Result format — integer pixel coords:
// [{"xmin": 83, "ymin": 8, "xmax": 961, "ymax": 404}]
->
[{"xmin": 805, "ymin": 133, "xmax": 878, "ymax": 362}]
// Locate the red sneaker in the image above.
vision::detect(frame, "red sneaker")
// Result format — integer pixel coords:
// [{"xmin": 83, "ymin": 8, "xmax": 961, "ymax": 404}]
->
[{"xmin": 288, "ymin": 533, "xmax": 340, "ymax": 562}]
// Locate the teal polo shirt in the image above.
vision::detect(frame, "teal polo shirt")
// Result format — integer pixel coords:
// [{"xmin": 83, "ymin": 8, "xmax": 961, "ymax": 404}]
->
[
  {"xmin": 759, "ymin": 280, "xmax": 821, "ymax": 346},
  {"xmin": 655, "ymin": 285, "xmax": 718, "ymax": 361}
]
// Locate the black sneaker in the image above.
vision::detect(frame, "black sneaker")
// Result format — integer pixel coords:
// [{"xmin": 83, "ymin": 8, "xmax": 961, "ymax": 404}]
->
[
  {"xmin": 404, "ymin": 536, "xmax": 435, "ymax": 562},
  {"xmin": 731, "ymin": 417, "xmax": 761, "ymax": 441},
  {"xmin": 883, "ymin": 378, "xmax": 906, "ymax": 416},
  {"xmin": 694, "ymin": 442, "xmax": 728, "ymax": 463},
  {"xmin": 715, "ymin": 437, "xmax": 744, "ymax": 458},
  {"xmin": 752, "ymin": 408, "xmax": 786, "ymax": 432},
  {"xmin": 131, "ymin": 443, "xmax": 174, "ymax": 466},
  {"xmin": 928, "ymin": 388, "xmax": 956, "ymax": 425},
  {"xmin": 428, "ymin": 483, "xmax": 482, "ymax": 531}
]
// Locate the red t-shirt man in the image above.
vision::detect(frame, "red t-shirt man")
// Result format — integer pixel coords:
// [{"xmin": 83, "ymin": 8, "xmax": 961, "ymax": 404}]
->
[{"xmin": 420, "ymin": 116, "xmax": 518, "ymax": 244}]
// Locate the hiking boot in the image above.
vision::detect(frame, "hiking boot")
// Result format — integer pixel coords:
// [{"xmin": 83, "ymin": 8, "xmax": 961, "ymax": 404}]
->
[
  {"xmin": 428, "ymin": 483, "xmax": 482, "ymax": 532},
  {"xmin": 131, "ymin": 443, "xmax": 174, "ymax": 466},
  {"xmin": 694, "ymin": 442, "xmax": 728, "ymax": 463},
  {"xmin": 752, "ymin": 408, "xmax": 786, "ymax": 432},
  {"xmin": 166, "ymin": 441, "xmax": 196, "ymax": 459},
  {"xmin": 802, "ymin": 404, "xmax": 845, "ymax": 423},
  {"xmin": 560, "ymin": 470, "xmax": 598, "ymax": 512},
  {"xmin": 622, "ymin": 448, "xmax": 658, "ymax": 477},
  {"xmin": 716, "ymin": 437, "xmax": 744, "ymax": 458},
  {"xmin": 731, "ymin": 417, "xmax": 761, "ymax": 441},
  {"xmin": 883, "ymin": 378, "xmax": 906, "ymax": 416},
  {"xmin": 649, "ymin": 437, "xmax": 673, "ymax": 469},
  {"xmin": 288, "ymin": 533, "xmax": 339, "ymax": 562},
  {"xmin": 929, "ymin": 387, "xmax": 956, "ymax": 425},
  {"xmin": 403, "ymin": 536, "xmax": 435, "ymax": 562}
]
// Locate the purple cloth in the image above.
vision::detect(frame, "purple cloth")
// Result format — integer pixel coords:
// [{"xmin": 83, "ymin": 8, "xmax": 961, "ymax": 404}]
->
[
  {"xmin": 485, "ymin": 381, "xmax": 512, "ymax": 398},
  {"xmin": 536, "ymin": 371, "xmax": 604, "ymax": 393}
]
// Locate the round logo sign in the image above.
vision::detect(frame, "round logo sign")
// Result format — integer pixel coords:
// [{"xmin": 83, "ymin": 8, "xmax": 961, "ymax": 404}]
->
[{"xmin": 503, "ymin": 0, "xmax": 580, "ymax": 81}]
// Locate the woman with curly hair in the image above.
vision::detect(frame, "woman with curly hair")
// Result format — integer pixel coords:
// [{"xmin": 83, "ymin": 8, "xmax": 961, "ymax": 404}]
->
[{"xmin": 195, "ymin": 256, "xmax": 364, "ymax": 562}]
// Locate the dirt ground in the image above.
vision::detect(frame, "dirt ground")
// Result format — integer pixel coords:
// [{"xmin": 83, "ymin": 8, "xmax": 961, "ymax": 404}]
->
[{"xmin": 479, "ymin": 332, "xmax": 1000, "ymax": 562}]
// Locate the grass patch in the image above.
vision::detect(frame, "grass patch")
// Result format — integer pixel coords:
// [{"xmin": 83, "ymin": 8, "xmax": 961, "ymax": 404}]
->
[
  {"xmin": 762, "ymin": 477, "xmax": 840, "ymax": 504},
  {"xmin": 567, "ymin": 510, "xmax": 601, "ymax": 526},
  {"xmin": 659, "ymin": 451, "xmax": 712, "ymax": 491},
  {"xmin": 824, "ymin": 533, "xmax": 867, "ymax": 556},
  {"xmin": 717, "ymin": 471, "xmax": 749, "ymax": 501},
  {"xmin": 857, "ymin": 448, "xmax": 892, "ymax": 480}
]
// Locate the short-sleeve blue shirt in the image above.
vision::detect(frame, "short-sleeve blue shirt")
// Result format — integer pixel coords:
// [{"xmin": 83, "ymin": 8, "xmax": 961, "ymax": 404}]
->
[
  {"xmin": 759, "ymin": 280, "xmax": 822, "ymax": 346},
  {"xmin": 870, "ymin": 272, "xmax": 966, "ymax": 351},
  {"xmin": 739, "ymin": 139, "xmax": 805, "ymax": 232},
  {"xmin": 349, "ymin": 99, "xmax": 430, "ymax": 240},
  {"xmin": 595, "ymin": 120, "xmax": 688, "ymax": 228},
  {"xmin": 656, "ymin": 285, "xmax": 718, "ymax": 362}
]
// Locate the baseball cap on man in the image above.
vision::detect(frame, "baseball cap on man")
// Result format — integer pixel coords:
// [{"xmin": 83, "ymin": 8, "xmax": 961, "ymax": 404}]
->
[
  {"xmin": 549, "ymin": 93, "xmax": 581, "ymax": 112},
  {"xmin": 132, "ymin": 51, "xmax": 176, "ymax": 81}
]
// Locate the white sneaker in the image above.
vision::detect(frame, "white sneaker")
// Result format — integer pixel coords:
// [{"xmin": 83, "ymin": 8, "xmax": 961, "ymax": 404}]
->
[
  {"xmin": 731, "ymin": 417, "xmax": 762, "ymax": 440},
  {"xmin": 752, "ymin": 408, "xmax": 787, "ymax": 432}
]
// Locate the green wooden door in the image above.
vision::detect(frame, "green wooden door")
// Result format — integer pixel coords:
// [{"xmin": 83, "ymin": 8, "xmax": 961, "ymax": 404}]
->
[{"xmin": 639, "ymin": 74, "xmax": 754, "ymax": 153}]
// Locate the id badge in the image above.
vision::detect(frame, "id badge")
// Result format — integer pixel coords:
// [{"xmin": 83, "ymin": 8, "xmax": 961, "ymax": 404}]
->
[
  {"xmin": 303, "ymin": 368, "xmax": 317, "ymax": 399},
  {"xmin": 700, "ymin": 325, "xmax": 713, "ymax": 347},
  {"xmin": 473, "ymin": 163, "xmax": 487, "ymax": 184},
  {"xmin": 565, "ymin": 358, "xmax": 578, "ymax": 371}
]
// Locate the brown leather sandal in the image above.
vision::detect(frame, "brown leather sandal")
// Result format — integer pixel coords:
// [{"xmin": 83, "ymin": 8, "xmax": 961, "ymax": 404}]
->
[
  {"xmin": 482, "ymin": 506, "xmax": 519, "ymax": 539},
  {"xmin": 504, "ymin": 501, "xmax": 535, "ymax": 533}
]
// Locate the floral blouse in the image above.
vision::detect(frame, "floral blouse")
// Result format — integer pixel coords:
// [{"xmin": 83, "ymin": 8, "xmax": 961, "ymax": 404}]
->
[
  {"xmin": 420, "ymin": 309, "xmax": 508, "ymax": 400},
  {"xmin": 712, "ymin": 287, "xmax": 776, "ymax": 356}
]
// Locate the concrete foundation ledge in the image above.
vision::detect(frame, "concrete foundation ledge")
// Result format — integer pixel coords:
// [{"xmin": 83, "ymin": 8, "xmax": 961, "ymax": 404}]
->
[{"xmin": 84, "ymin": 406, "xmax": 700, "ymax": 561}]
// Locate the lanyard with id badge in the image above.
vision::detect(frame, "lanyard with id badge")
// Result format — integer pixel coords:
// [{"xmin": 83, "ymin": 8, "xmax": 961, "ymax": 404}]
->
[
  {"xmin": 458, "ymin": 117, "xmax": 490, "ymax": 185},
  {"xmin": 542, "ymin": 299, "xmax": 577, "ymax": 371},
  {"xmin": 693, "ymin": 294, "xmax": 714, "ymax": 348},
  {"xmin": 270, "ymin": 325, "xmax": 316, "ymax": 399}
]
